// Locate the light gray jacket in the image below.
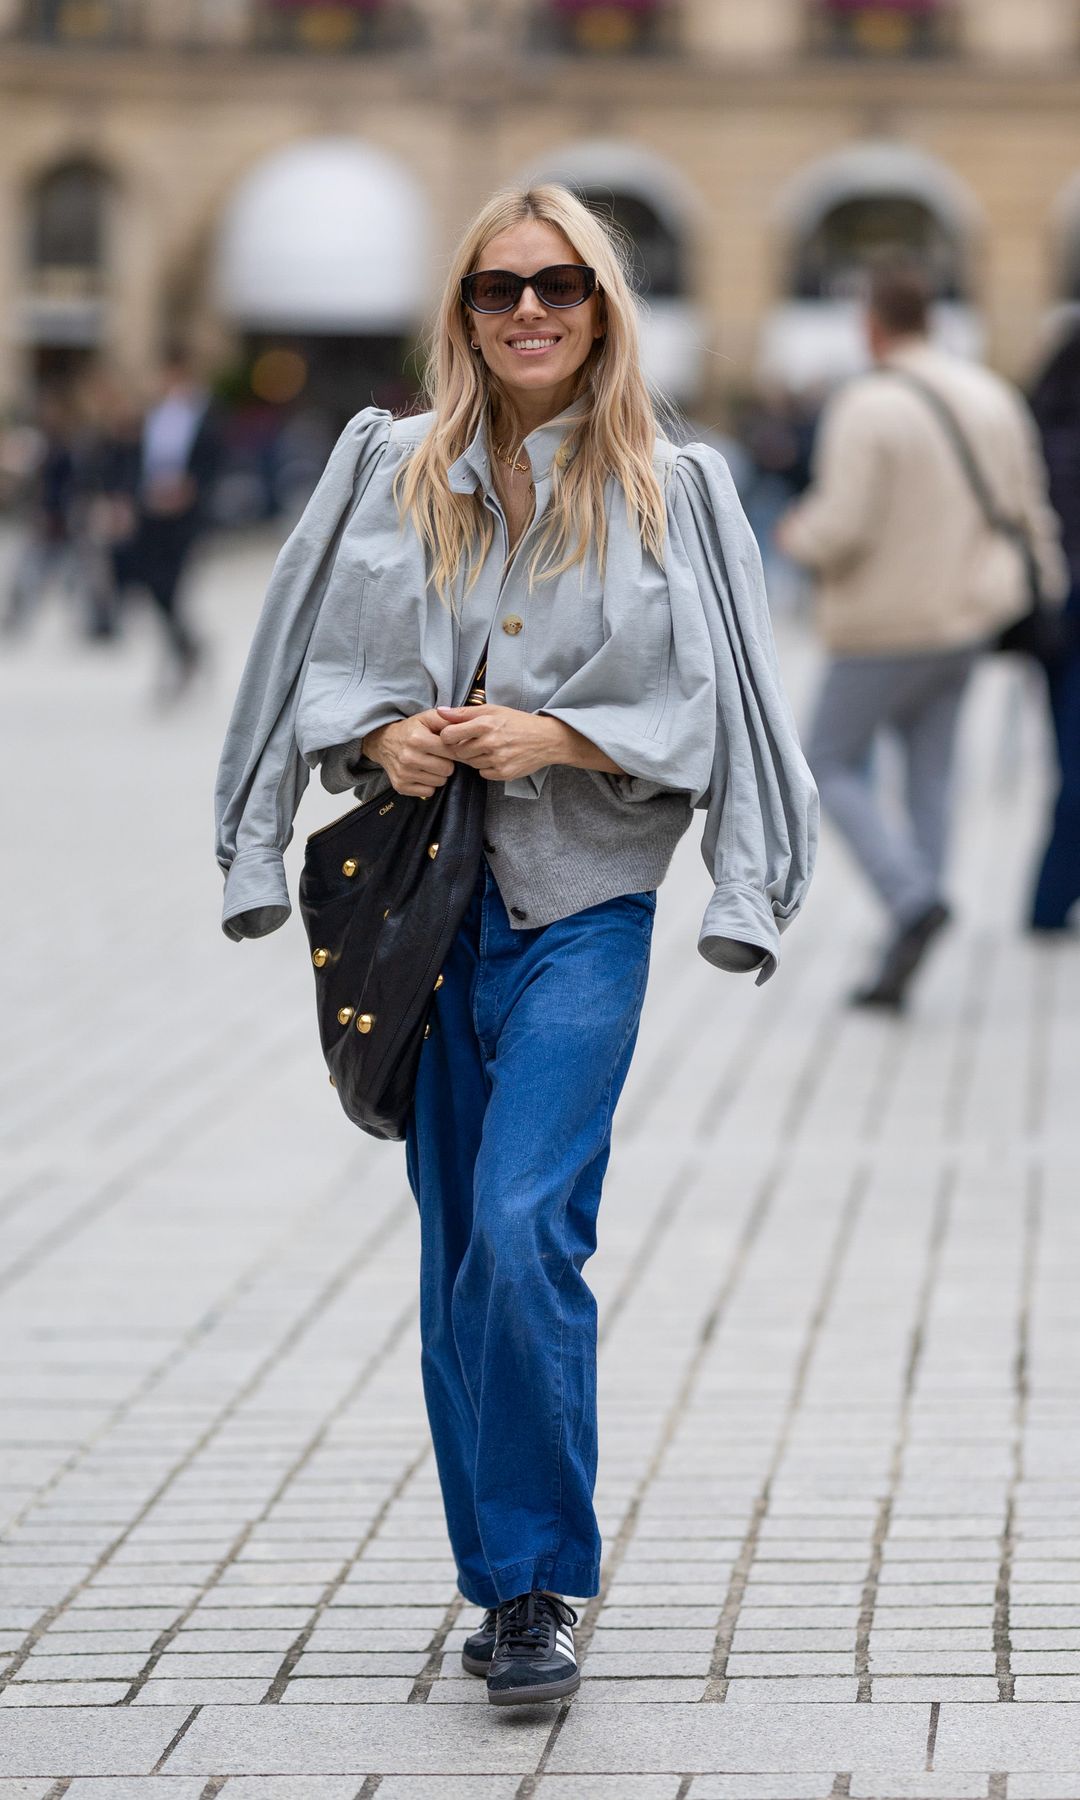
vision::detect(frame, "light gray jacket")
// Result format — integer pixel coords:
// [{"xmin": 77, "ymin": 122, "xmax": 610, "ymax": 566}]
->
[{"xmin": 214, "ymin": 405, "xmax": 817, "ymax": 982}]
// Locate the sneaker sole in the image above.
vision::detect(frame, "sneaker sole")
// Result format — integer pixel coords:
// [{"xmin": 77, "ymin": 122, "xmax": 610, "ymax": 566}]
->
[
  {"xmin": 487, "ymin": 1668, "xmax": 581, "ymax": 1706},
  {"xmin": 461, "ymin": 1650, "xmax": 491, "ymax": 1676}
]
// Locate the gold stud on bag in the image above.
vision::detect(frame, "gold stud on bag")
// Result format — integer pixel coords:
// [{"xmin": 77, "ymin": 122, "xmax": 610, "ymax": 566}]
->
[
  {"xmin": 312, "ymin": 947, "xmax": 329, "ymax": 968},
  {"xmin": 355, "ymin": 1012, "xmax": 375, "ymax": 1034},
  {"xmin": 342, "ymin": 859, "xmax": 358, "ymax": 877},
  {"xmin": 337, "ymin": 1006, "xmax": 355, "ymax": 1026}
]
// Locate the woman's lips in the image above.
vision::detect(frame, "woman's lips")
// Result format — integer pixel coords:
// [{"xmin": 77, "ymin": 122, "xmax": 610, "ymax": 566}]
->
[{"xmin": 505, "ymin": 337, "xmax": 562, "ymax": 355}]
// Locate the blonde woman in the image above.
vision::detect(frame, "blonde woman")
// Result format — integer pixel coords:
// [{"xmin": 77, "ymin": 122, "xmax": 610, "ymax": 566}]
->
[{"xmin": 215, "ymin": 185, "xmax": 817, "ymax": 1706}]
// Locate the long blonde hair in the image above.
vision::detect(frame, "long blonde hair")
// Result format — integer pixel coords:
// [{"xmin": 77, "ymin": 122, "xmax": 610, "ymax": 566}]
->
[{"xmin": 395, "ymin": 183, "xmax": 667, "ymax": 604}]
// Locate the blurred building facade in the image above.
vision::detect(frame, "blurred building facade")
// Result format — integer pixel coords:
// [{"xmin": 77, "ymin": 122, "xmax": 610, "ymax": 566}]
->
[{"xmin": 3, "ymin": 0, "xmax": 1080, "ymax": 421}]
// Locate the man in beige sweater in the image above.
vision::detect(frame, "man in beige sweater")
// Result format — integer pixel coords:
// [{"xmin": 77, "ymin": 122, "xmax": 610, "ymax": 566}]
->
[{"xmin": 779, "ymin": 265, "xmax": 1066, "ymax": 1009}]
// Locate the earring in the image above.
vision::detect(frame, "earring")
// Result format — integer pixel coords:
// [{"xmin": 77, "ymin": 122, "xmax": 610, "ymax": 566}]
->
[{"xmin": 470, "ymin": 340, "xmax": 480, "ymax": 350}]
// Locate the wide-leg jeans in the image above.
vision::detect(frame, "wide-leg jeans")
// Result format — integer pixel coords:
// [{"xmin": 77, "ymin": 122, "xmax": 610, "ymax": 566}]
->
[{"xmin": 405, "ymin": 859, "xmax": 655, "ymax": 1608}]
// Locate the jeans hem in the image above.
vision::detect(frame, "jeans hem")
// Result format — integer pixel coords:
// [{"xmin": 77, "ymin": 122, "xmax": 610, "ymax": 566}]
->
[{"xmin": 457, "ymin": 1554, "xmax": 601, "ymax": 1609}]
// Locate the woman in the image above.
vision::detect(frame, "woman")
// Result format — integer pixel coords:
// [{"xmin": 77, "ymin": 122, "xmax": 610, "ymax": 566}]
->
[
  {"xmin": 1029, "ymin": 321, "xmax": 1080, "ymax": 932},
  {"xmin": 215, "ymin": 185, "xmax": 816, "ymax": 1707}
]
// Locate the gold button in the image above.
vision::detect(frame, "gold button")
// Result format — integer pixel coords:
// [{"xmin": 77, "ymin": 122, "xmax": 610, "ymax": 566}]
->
[
  {"xmin": 342, "ymin": 858, "xmax": 358, "ymax": 878},
  {"xmin": 356, "ymin": 1012, "xmax": 375, "ymax": 1034},
  {"xmin": 329, "ymin": 1075, "xmax": 336, "ymax": 1088},
  {"xmin": 427, "ymin": 842, "xmax": 440, "ymax": 860},
  {"xmin": 424, "ymin": 1022, "xmax": 431, "ymax": 1039},
  {"xmin": 434, "ymin": 973, "xmax": 444, "ymax": 990},
  {"xmin": 337, "ymin": 1006, "xmax": 354, "ymax": 1026},
  {"xmin": 312, "ymin": 948, "xmax": 329, "ymax": 968},
  {"xmin": 383, "ymin": 907, "xmax": 390, "ymax": 919},
  {"xmin": 502, "ymin": 616, "xmax": 523, "ymax": 637}
]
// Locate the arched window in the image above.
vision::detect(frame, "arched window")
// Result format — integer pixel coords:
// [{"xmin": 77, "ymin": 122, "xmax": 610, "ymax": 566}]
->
[
  {"xmin": 791, "ymin": 193, "xmax": 965, "ymax": 302},
  {"xmin": 762, "ymin": 144, "xmax": 982, "ymax": 393},
  {"xmin": 581, "ymin": 189, "xmax": 684, "ymax": 300},
  {"xmin": 214, "ymin": 137, "xmax": 430, "ymax": 428},
  {"xmin": 29, "ymin": 161, "xmax": 110, "ymax": 277},
  {"xmin": 520, "ymin": 142, "xmax": 705, "ymax": 401}
]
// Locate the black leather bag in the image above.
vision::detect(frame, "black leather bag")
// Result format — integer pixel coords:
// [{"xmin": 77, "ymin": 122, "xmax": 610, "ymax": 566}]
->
[
  {"xmin": 888, "ymin": 367, "xmax": 1073, "ymax": 671},
  {"xmin": 299, "ymin": 757, "xmax": 486, "ymax": 1142}
]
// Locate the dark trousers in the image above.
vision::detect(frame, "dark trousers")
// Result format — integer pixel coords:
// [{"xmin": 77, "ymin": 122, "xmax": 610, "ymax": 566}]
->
[
  {"xmin": 1032, "ymin": 598, "xmax": 1080, "ymax": 928},
  {"xmin": 125, "ymin": 513, "xmax": 202, "ymax": 666}
]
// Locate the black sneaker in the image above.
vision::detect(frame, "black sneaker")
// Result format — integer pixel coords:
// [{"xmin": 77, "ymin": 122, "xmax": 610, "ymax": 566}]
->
[
  {"xmin": 461, "ymin": 1607, "xmax": 498, "ymax": 1676},
  {"xmin": 851, "ymin": 901, "xmax": 951, "ymax": 1011},
  {"xmin": 486, "ymin": 1591, "xmax": 580, "ymax": 1707}
]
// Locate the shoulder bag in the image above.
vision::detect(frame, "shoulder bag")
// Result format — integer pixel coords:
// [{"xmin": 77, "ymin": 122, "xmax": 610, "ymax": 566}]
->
[
  {"xmin": 888, "ymin": 366, "xmax": 1072, "ymax": 670},
  {"xmin": 299, "ymin": 653, "xmax": 488, "ymax": 1141}
]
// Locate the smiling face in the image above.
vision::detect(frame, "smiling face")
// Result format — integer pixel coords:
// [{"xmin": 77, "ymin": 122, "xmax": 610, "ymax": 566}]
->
[{"xmin": 466, "ymin": 218, "xmax": 605, "ymax": 426}]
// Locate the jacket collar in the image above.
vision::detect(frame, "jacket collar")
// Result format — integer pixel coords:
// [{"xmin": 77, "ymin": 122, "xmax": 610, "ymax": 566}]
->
[{"xmin": 447, "ymin": 399, "xmax": 587, "ymax": 494}]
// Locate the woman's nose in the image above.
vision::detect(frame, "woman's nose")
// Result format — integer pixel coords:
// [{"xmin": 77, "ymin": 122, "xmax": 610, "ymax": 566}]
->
[{"xmin": 513, "ymin": 285, "xmax": 547, "ymax": 318}]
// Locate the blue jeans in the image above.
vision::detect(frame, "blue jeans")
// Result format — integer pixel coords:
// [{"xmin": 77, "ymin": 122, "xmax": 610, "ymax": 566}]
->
[{"xmin": 405, "ymin": 859, "xmax": 655, "ymax": 1608}]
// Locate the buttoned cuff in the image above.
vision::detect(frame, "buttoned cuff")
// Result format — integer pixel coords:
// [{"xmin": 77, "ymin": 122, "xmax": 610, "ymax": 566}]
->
[
  {"xmin": 698, "ymin": 882, "xmax": 780, "ymax": 985},
  {"xmin": 221, "ymin": 848, "xmax": 291, "ymax": 942}
]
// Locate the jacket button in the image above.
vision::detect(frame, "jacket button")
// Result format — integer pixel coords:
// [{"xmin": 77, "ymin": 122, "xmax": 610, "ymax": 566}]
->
[
  {"xmin": 501, "ymin": 616, "xmax": 523, "ymax": 636},
  {"xmin": 510, "ymin": 906, "xmax": 528, "ymax": 921}
]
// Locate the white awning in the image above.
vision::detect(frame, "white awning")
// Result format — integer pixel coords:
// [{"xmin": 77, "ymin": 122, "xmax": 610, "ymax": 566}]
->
[
  {"xmin": 215, "ymin": 137, "xmax": 430, "ymax": 333},
  {"xmin": 757, "ymin": 299, "xmax": 985, "ymax": 396},
  {"xmin": 637, "ymin": 298, "xmax": 707, "ymax": 404}
]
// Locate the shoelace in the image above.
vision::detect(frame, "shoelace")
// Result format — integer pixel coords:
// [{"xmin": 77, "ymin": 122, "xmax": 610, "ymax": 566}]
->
[{"xmin": 495, "ymin": 1591, "xmax": 578, "ymax": 1659}]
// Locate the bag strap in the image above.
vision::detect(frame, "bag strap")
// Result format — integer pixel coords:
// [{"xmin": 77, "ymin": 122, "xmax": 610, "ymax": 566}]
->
[
  {"xmin": 463, "ymin": 638, "xmax": 490, "ymax": 708},
  {"xmin": 886, "ymin": 364, "xmax": 1042, "ymax": 606},
  {"xmin": 884, "ymin": 365, "xmax": 1011, "ymax": 532}
]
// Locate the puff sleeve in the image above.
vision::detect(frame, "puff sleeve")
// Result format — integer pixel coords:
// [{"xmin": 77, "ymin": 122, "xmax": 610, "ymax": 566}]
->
[
  {"xmin": 213, "ymin": 408, "xmax": 393, "ymax": 941},
  {"xmin": 668, "ymin": 444, "xmax": 818, "ymax": 983}
]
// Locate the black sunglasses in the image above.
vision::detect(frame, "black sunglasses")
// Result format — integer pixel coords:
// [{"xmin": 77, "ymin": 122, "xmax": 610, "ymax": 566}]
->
[{"xmin": 461, "ymin": 264, "xmax": 598, "ymax": 314}]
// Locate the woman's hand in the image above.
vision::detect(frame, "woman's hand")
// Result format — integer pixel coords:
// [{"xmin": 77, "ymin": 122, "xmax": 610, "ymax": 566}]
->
[
  {"xmin": 436, "ymin": 706, "xmax": 624, "ymax": 781},
  {"xmin": 362, "ymin": 711, "xmax": 457, "ymax": 798},
  {"xmin": 435, "ymin": 706, "xmax": 566, "ymax": 782}
]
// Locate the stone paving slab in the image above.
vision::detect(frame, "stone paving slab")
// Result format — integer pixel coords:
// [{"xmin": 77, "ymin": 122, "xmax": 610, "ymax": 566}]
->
[
  {"xmin": 546, "ymin": 1700, "xmax": 931, "ymax": 1771},
  {"xmin": 932, "ymin": 1701, "xmax": 1080, "ymax": 1769},
  {"xmin": 165, "ymin": 1702, "xmax": 553, "ymax": 1774},
  {"xmin": 0, "ymin": 1707, "xmax": 190, "ymax": 1776},
  {"xmin": 2, "ymin": 531, "xmax": 1079, "ymax": 1790}
]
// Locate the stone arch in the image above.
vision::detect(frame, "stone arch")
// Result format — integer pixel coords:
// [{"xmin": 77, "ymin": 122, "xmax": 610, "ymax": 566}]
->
[{"xmin": 518, "ymin": 138, "xmax": 708, "ymax": 402}]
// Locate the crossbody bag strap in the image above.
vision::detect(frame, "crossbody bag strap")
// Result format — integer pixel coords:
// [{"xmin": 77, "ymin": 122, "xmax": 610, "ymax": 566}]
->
[
  {"xmin": 464, "ymin": 638, "xmax": 490, "ymax": 708},
  {"xmin": 886, "ymin": 364, "xmax": 1042, "ymax": 606},
  {"xmin": 885, "ymin": 366, "xmax": 1009, "ymax": 531}
]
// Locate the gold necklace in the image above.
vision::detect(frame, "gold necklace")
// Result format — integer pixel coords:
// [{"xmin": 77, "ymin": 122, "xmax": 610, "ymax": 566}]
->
[{"xmin": 493, "ymin": 439, "xmax": 530, "ymax": 475}]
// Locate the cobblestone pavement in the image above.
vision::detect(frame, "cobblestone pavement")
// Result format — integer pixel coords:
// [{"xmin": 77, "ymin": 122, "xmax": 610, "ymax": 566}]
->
[{"xmin": 1, "ymin": 529, "xmax": 1078, "ymax": 1800}]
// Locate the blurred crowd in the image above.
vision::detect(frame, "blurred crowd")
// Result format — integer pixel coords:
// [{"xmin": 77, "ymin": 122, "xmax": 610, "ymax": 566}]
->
[
  {"xmin": 0, "ymin": 351, "xmax": 344, "ymax": 697},
  {"xmin": 0, "ymin": 350, "xmax": 222, "ymax": 697}
]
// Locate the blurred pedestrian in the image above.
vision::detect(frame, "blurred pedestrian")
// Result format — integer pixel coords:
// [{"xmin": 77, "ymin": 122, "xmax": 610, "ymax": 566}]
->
[
  {"xmin": 130, "ymin": 347, "xmax": 219, "ymax": 694},
  {"xmin": 2, "ymin": 388, "xmax": 78, "ymax": 637},
  {"xmin": 779, "ymin": 263, "xmax": 1066, "ymax": 1009},
  {"xmin": 1028, "ymin": 320, "xmax": 1080, "ymax": 933},
  {"xmin": 215, "ymin": 184, "xmax": 815, "ymax": 1706},
  {"xmin": 79, "ymin": 367, "xmax": 142, "ymax": 641}
]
